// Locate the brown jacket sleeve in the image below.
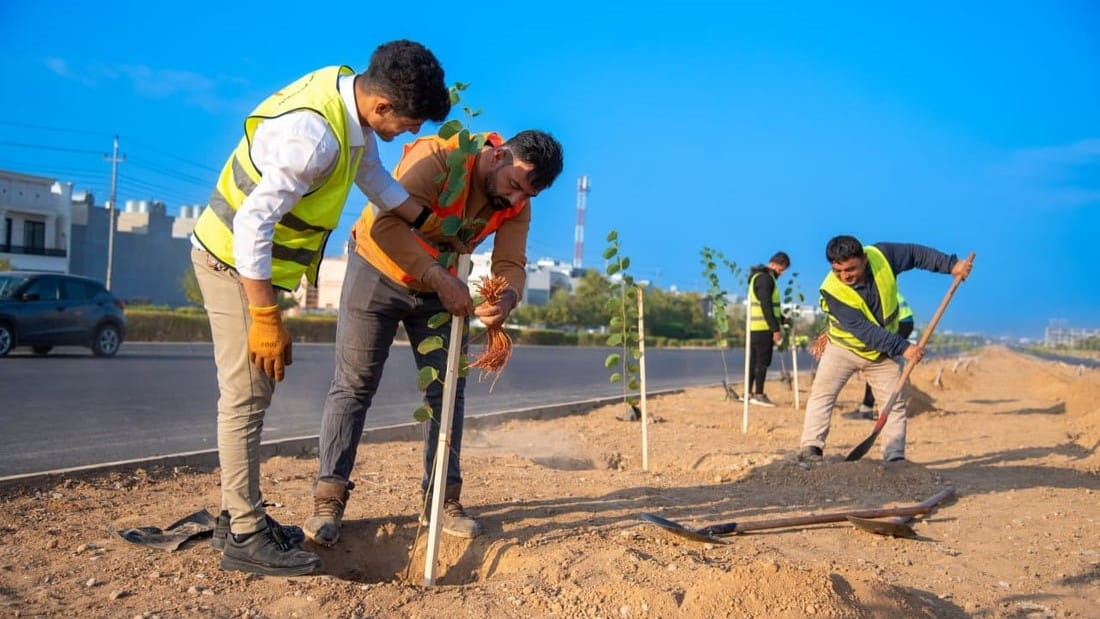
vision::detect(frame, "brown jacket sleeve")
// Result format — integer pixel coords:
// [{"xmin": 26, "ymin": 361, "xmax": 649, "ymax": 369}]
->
[
  {"xmin": 366, "ymin": 140, "xmax": 450, "ymax": 282},
  {"xmin": 487, "ymin": 206, "xmax": 529, "ymax": 300}
]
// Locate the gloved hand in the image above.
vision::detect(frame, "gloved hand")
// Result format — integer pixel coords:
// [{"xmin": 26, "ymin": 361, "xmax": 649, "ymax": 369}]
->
[{"xmin": 248, "ymin": 304, "xmax": 293, "ymax": 381}]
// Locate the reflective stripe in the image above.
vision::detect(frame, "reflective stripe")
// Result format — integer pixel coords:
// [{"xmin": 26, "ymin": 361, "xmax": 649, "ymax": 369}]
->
[
  {"xmin": 207, "ymin": 189, "xmax": 236, "ymax": 230},
  {"xmin": 278, "ymin": 210, "xmax": 329, "ymax": 232},
  {"xmin": 232, "ymin": 157, "xmax": 258, "ymax": 194},
  {"xmin": 271, "ymin": 243, "xmax": 316, "ymax": 266}
]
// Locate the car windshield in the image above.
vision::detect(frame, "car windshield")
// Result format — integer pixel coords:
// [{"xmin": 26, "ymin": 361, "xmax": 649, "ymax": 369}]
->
[{"xmin": 0, "ymin": 275, "xmax": 30, "ymax": 299}]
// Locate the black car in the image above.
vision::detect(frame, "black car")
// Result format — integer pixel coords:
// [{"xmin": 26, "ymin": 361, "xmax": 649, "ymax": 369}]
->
[{"xmin": 0, "ymin": 271, "xmax": 127, "ymax": 357}]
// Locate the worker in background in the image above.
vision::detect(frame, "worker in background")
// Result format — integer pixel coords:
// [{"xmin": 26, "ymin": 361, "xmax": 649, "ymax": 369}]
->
[{"xmin": 746, "ymin": 251, "xmax": 790, "ymax": 407}]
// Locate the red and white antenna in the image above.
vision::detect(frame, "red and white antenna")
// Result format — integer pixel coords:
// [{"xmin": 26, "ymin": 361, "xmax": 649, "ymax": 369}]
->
[{"xmin": 573, "ymin": 174, "xmax": 590, "ymax": 272}]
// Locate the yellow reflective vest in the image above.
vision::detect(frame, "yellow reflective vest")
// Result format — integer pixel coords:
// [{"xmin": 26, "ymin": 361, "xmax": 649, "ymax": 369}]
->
[
  {"xmin": 749, "ymin": 270, "xmax": 781, "ymax": 332},
  {"xmin": 897, "ymin": 291, "xmax": 914, "ymax": 322},
  {"xmin": 193, "ymin": 66, "xmax": 360, "ymax": 290},
  {"xmin": 819, "ymin": 245, "xmax": 899, "ymax": 360}
]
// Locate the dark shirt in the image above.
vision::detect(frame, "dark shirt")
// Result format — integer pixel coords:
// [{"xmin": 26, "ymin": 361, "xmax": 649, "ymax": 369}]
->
[
  {"xmin": 821, "ymin": 242, "xmax": 957, "ymax": 358},
  {"xmin": 750, "ymin": 265, "xmax": 781, "ymax": 333}
]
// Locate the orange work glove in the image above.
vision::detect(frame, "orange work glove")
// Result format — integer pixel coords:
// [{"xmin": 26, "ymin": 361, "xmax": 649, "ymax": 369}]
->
[{"xmin": 248, "ymin": 304, "xmax": 292, "ymax": 382}]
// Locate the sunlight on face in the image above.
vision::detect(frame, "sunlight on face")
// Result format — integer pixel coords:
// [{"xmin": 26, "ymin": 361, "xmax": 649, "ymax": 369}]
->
[
  {"xmin": 830, "ymin": 256, "xmax": 866, "ymax": 286},
  {"xmin": 486, "ymin": 159, "xmax": 539, "ymax": 210}
]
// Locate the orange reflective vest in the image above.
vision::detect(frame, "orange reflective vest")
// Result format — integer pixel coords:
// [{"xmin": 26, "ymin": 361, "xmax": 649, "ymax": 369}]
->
[{"xmin": 357, "ymin": 131, "xmax": 527, "ymax": 285}]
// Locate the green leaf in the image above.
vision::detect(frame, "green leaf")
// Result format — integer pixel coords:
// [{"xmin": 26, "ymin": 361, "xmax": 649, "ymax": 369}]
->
[
  {"xmin": 620, "ymin": 256, "xmax": 631, "ymax": 270},
  {"xmin": 441, "ymin": 215, "xmax": 463, "ymax": 236},
  {"xmin": 609, "ymin": 372, "xmax": 622, "ymax": 383},
  {"xmin": 413, "ymin": 406, "xmax": 434, "ymax": 422},
  {"xmin": 627, "ymin": 361, "xmax": 639, "ymax": 373},
  {"xmin": 602, "ymin": 247, "xmax": 617, "ymax": 260},
  {"xmin": 606, "ymin": 333, "xmax": 623, "ymax": 346},
  {"xmin": 458, "ymin": 129, "xmax": 472, "ymax": 152},
  {"xmin": 454, "ymin": 81, "xmax": 470, "ymax": 91},
  {"xmin": 628, "ymin": 378, "xmax": 640, "ymax": 391},
  {"xmin": 433, "ymin": 171, "xmax": 447, "ymax": 185},
  {"xmin": 718, "ymin": 338, "xmax": 728, "ymax": 348},
  {"xmin": 416, "ymin": 366, "xmax": 440, "ymax": 390},
  {"xmin": 606, "ymin": 230, "xmax": 618, "ymax": 242},
  {"xmin": 607, "ymin": 263, "xmax": 621, "ymax": 275},
  {"xmin": 449, "ymin": 90, "xmax": 460, "ymax": 105},
  {"xmin": 604, "ymin": 353, "xmax": 621, "ymax": 369},
  {"xmin": 437, "ymin": 252, "xmax": 457, "ymax": 269},
  {"xmin": 417, "ymin": 336, "xmax": 445, "ymax": 355},
  {"xmin": 627, "ymin": 396, "xmax": 640, "ymax": 407},
  {"xmin": 458, "ymin": 354, "xmax": 470, "ymax": 377},
  {"xmin": 610, "ymin": 316, "xmax": 623, "ymax": 328},
  {"xmin": 446, "ymin": 149, "xmax": 468, "ymax": 168},
  {"xmin": 438, "ymin": 119, "xmax": 462, "ymax": 140},
  {"xmin": 631, "ymin": 349, "xmax": 643, "ymax": 359},
  {"xmin": 427, "ymin": 312, "xmax": 451, "ymax": 329}
]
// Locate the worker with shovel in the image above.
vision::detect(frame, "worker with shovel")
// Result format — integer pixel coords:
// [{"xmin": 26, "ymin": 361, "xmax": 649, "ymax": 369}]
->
[
  {"xmin": 303, "ymin": 130, "xmax": 564, "ymax": 546},
  {"xmin": 798, "ymin": 235, "xmax": 972, "ymax": 463}
]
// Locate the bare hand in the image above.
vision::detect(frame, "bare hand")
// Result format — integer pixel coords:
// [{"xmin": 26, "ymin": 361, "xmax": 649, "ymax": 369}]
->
[
  {"xmin": 952, "ymin": 256, "xmax": 973, "ymax": 280},
  {"xmin": 423, "ymin": 265, "xmax": 473, "ymax": 316},
  {"xmin": 902, "ymin": 344, "xmax": 925, "ymax": 364},
  {"xmin": 772, "ymin": 331, "xmax": 782, "ymax": 345},
  {"xmin": 475, "ymin": 289, "xmax": 517, "ymax": 329}
]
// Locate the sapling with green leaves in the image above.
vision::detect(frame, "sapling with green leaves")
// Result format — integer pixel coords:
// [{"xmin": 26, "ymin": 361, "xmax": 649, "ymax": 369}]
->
[
  {"xmin": 700, "ymin": 246, "xmax": 739, "ymax": 400},
  {"xmin": 602, "ymin": 230, "xmax": 642, "ymax": 416}
]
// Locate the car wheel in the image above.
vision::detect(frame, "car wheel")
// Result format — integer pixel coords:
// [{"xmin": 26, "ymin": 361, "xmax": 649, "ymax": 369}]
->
[
  {"xmin": 92, "ymin": 323, "xmax": 122, "ymax": 357},
  {"xmin": 32, "ymin": 346, "xmax": 53, "ymax": 356},
  {"xmin": 0, "ymin": 323, "xmax": 12, "ymax": 357}
]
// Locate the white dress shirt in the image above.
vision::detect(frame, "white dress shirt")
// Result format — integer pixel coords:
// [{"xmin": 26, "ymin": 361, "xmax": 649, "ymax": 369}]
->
[{"xmin": 193, "ymin": 73, "xmax": 409, "ymax": 281}]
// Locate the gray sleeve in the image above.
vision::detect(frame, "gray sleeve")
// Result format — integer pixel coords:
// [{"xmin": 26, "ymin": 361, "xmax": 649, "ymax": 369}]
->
[{"xmin": 874, "ymin": 242, "xmax": 956, "ymax": 276}]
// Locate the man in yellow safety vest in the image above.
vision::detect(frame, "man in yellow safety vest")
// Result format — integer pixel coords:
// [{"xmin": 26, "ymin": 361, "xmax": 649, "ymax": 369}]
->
[
  {"xmin": 798, "ymin": 235, "xmax": 971, "ymax": 463},
  {"xmin": 189, "ymin": 40, "xmax": 450, "ymax": 577},
  {"xmin": 746, "ymin": 251, "xmax": 790, "ymax": 407}
]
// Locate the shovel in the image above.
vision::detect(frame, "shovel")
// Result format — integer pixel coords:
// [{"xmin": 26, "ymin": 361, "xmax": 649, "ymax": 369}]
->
[
  {"xmin": 846, "ymin": 253, "xmax": 975, "ymax": 462},
  {"xmin": 641, "ymin": 486, "xmax": 954, "ymax": 543},
  {"xmin": 846, "ymin": 514, "xmax": 917, "ymax": 538}
]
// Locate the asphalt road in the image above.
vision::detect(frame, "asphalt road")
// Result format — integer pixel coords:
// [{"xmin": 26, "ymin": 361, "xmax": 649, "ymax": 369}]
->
[{"xmin": 0, "ymin": 342, "xmax": 814, "ymax": 476}]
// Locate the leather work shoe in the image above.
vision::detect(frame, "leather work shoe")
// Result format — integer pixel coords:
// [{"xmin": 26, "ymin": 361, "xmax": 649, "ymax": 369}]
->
[
  {"xmin": 219, "ymin": 523, "xmax": 321, "ymax": 577},
  {"xmin": 420, "ymin": 499, "xmax": 484, "ymax": 539},
  {"xmin": 303, "ymin": 480, "xmax": 352, "ymax": 547},
  {"xmin": 211, "ymin": 511, "xmax": 304, "ymax": 551},
  {"xmin": 798, "ymin": 446, "xmax": 823, "ymax": 462}
]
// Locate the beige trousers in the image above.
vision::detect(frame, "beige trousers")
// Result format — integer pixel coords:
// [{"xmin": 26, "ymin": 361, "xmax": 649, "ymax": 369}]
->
[
  {"xmin": 191, "ymin": 247, "xmax": 272, "ymax": 534},
  {"xmin": 800, "ymin": 342, "xmax": 908, "ymax": 461}
]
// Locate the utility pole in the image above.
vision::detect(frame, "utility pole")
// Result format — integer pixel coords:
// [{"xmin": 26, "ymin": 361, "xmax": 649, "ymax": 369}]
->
[{"xmin": 104, "ymin": 135, "xmax": 124, "ymax": 290}]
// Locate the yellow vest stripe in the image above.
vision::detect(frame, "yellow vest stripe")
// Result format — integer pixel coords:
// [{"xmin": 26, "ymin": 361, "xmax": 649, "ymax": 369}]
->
[{"xmin": 749, "ymin": 271, "xmax": 781, "ymax": 332}]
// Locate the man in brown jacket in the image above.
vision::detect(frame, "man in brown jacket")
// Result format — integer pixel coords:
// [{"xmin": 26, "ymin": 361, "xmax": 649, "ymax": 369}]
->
[{"xmin": 304, "ymin": 130, "xmax": 563, "ymax": 545}]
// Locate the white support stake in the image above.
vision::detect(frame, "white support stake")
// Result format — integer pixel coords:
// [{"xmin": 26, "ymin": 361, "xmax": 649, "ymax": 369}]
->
[
  {"xmin": 637, "ymin": 287, "xmax": 649, "ymax": 471},
  {"xmin": 423, "ymin": 254, "xmax": 471, "ymax": 587},
  {"xmin": 742, "ymin": 293, "xmax": 751, "ymax": 433},
  {"xmin": 791, "ymin": 331, "xmax": 801, "ymax": 410}
]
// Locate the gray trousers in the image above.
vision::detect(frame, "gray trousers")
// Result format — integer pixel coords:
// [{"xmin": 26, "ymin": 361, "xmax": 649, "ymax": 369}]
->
[
  {"xmin": 800, "ymin": 342, "xmax": 908, "ymax": 461},
  {"xmin": 190, "ymin": 248, "xmax": 272, "ymax": 534},
  {"xmin": 316, "ymin": 249, "xmax": 467, "ymax": 500}
]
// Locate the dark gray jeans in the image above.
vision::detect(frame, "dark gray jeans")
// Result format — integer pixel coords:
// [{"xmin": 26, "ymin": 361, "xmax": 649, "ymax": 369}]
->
[{"xmin": 316, "ymin": 248, "xmax": 467, "ymax": 500}]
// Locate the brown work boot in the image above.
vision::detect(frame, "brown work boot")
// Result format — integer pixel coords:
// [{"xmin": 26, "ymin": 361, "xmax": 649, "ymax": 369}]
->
[
  {"xmin": 303, "ymin": 480, "xmax": 352, "ymax": 546},
  {"xmin": 420, "ymin": 498, "xmax": 484, "ymax": 539}
]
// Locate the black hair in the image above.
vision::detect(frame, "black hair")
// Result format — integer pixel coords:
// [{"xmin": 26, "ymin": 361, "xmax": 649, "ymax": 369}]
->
[
  {"xmin": 360, "ymin": 40, "xmax": 450, "ymax": 122},
  {"xmin": 825, "ymin": 235, "xmax": 864, "ymax": 263},
  {"xmin": 769, "ymin": 251, "xmax": 791, "ymax": 268},
  {"xmin": 504, "ymin": 130, "xmax": 564, "ymax": 191}
]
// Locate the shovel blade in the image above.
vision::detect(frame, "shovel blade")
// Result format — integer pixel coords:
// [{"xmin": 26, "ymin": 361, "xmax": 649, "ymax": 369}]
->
[
  {"xmin": 639, "ymin": 513, "xmax": 729, "ymax": 545},
  {"xmin": 846, "ymin": 515, "xmax": 917, "ymax": 538}
]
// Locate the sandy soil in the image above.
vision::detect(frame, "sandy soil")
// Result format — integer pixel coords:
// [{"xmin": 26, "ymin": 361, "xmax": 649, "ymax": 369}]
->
[{"xmin": 1, "ymin": 346, "xmax": 1097, "ymax": 618}]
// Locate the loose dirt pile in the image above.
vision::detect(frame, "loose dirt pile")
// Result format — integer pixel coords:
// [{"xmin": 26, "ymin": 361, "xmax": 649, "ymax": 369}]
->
[{"xmin": 1, "ymin": 346, "xmax": 1097, "ymax": 617}]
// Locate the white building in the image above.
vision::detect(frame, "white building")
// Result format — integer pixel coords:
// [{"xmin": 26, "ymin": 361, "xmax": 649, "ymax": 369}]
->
[{"xmin": 0, "ymin": 170, "xmax": 73, "ymax": 272}]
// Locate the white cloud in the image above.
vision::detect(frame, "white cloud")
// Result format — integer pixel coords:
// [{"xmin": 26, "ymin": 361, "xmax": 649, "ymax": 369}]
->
[{"xmin": 43, "ymin": 58, "xmax": 252, "ymax": 113}]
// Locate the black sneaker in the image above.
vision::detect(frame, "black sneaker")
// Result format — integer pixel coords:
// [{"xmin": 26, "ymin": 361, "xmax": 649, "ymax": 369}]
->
[
  {"xmin": 798, "ymin": 446, "xmax": 823, "ymax": 462},
  {"xmin": 419, "ymin": 499, "xmax": 484, "ymax": 539},
  {"xmin": 211, "ymin": 511, "xmax": 304, "ymax": 551},
  {"xmin": 220, "ymin": 524, "xmax": 321, "ymax": 577}
]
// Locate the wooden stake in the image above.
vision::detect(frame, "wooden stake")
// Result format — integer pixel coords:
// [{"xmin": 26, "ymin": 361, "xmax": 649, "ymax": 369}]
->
[
  {"xmin": 791, "ymin": 331, "xmax": 801, "ymax": 410},
  {"xmin": 423, "ymin": 254, "xmax": 471, "ymax": 587},
  {"xmin": 742, "ymin": 293, "xmax": 751, "ymax": 433},
  {"xmin": 637, "ymin": 287, "xmax": 649, "ymax": 471}
]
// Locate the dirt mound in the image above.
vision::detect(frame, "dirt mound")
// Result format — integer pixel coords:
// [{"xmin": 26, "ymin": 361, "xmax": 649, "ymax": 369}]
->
[{"xmin": 1, "ymin": 346, "xmax": 1097, "ymax": 617}]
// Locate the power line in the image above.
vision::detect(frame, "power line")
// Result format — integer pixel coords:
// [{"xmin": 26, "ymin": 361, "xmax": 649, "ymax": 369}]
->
[
  {"xmin": 0, "ymin": 140, "xmax": 103, "ymax": 155},
  {"xmin": 126, "ymin": 158, "xmax": 213, "ymax": 187},
  {"xmin": 0, "ymin": 120, "xmax": 113, "ymax": 138},
  {"xmin": 123, "ymin": 136, "xmax": 221, "ymax": 173}
]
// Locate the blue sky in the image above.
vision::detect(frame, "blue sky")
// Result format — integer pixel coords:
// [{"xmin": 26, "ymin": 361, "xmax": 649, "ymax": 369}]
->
[{"xmin": 2, "ymin": 1, "xmax": 1097, "ymax": 338}]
